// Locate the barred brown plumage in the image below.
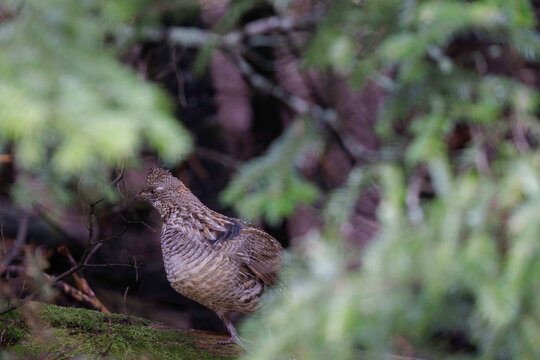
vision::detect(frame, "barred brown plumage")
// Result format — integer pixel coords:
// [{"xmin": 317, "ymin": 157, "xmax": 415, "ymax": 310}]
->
[{"xmin": 136, "ymin": 168, "xmax": 283, "ymax": 345}]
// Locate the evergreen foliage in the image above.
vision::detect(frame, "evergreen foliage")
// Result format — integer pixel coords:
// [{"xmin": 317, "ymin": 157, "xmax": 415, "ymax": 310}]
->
[
  {"xmin": 0, "ymin": 0, "xmax": 192, "ymax": 207},
  {"xmin": 221, "ymin": 118, "xmax": 321, "ymax": 225},
  {"xmin": 229, "ymin": 0, "xmax": 540, "ymax": 359}
]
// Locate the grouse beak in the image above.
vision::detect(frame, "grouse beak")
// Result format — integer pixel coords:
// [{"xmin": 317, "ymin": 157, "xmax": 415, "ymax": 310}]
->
[{"xmin": 135, "ymin": 191, "xmax": 144, "ymax": 201}]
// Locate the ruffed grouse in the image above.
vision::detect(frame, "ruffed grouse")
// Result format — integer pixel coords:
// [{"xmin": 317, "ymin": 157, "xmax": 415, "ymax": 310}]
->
[{"xmin": 136, "ymin": 168, "xmax": 283, "ymax": 344}]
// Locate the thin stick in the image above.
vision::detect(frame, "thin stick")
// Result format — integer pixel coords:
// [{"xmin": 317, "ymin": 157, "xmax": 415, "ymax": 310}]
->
[
  {"xmin": 227, "ymin": 52, "xmax": 387, "ymax": 162},
  {"xmin": 57, "ymin": 245, "xmax": 96, "ymax": 297},
  {"xmin": 122, "ymin": 286, "xmax": 129, "ymax": 315},
  {"xmin": 1, "ymin": 214, "xmax": 29, "ymax": 268},
  {"xmin": 195, "ymin": 147, "xmax": 241, "ymax": 170},
  {"xmin": 0, "ymin": 201, "xmax": 104, "ymax": 315},
  {"xmin": 1, "ymin": 216, "xmax": 5, "ymax": 259}
]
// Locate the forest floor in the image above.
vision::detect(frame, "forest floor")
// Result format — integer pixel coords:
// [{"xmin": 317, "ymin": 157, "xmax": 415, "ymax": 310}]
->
[{"xmin": 0, "ymin": 302, "xmax": 241, "ymax": 359}]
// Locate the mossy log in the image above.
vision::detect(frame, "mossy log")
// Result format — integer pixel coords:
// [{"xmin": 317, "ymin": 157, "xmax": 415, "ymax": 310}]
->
[{"xmin": 0, "ymin": 302, "xmax": 241, "ymax": 359}]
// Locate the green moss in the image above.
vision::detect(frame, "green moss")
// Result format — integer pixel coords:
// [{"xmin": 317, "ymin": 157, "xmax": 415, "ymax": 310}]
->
[
  {"xmin": 0, "ymin": 308, "xmax": 27, "ymax": 345},
  {"xmin": 1, "ymin": 303, "xmax": 238, "ymax": 360},
  {"xmin": 41, "ymin": 302, "xmax": 152, "ymax": 330}
]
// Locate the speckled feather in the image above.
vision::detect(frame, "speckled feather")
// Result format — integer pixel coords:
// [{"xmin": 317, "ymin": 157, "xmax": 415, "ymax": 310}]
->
[{"xmin": 137, "ymin": 168, "xmax": 283, "ymax": 322}]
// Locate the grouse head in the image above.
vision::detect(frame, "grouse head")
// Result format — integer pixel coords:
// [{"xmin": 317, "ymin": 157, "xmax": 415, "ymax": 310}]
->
[{"xmin": 136, "ymin": 168, "xmax": 195, "ymax": 217}]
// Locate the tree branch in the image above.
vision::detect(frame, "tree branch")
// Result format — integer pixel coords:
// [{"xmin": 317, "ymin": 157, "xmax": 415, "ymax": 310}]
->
[
  {"xmin": 0, "ymin": 214, "xmax": 29, "ymax": 269},
  {"xmin": 165, "ymin": 14, "xmax": 317, "ymax": 49},
  {"xmin": 0, "ymin": 200, "xmax": 123, "ymax": 315},
  {"xmin": 195, "ymin": 146, "xmax": 242, "ymax": 170},
  {"xmin": 226, "ymin": 52, "xmax": 386, "ymax": 162}
]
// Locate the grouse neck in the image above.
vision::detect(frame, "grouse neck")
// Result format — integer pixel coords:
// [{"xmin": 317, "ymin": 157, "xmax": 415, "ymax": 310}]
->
[{"xmin": 160, "ymin": 195, "xmax": 210, "ymax": 226}]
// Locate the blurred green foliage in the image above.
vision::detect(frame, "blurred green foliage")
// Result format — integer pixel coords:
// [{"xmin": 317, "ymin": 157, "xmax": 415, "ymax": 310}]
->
[
  {"xmin": 221, "ymin": 118, "xmax": 321, "ymax": 225},
  {"xmin": 228, "ymin": 0, "xmax": 540, "ymax": 359},
  {"xmin": 0, "ymin": 0, "xmax": 192, "ymax": 207}
]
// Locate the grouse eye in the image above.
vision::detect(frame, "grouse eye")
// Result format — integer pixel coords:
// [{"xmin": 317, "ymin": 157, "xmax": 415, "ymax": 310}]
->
[{"xmin": 150, "ymin": 189, "xmax": 156, "ymax": 194}]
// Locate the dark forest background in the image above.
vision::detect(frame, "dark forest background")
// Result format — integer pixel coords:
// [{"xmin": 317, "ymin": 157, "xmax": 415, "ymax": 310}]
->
[{"xmin": 3, "ymin": 0, "xmax": 540, "ymax": 358}]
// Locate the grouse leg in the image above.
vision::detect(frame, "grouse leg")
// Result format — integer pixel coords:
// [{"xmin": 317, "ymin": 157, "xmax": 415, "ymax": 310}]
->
[{"xmin": 216, "ymin": 311, "xmax": 242, "ymax": 346}]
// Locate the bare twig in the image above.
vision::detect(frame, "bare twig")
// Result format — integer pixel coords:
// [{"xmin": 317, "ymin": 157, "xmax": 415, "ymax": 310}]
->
[
  {"xmin": 3, "ymin": 260, "xmax": 138, "ymax": 314},
  {"xmin": 165, "ymin": 14, "xmax": 318, "ymax": 49},
  {"xmin": 49, "ymin": 345, "xmax": 80, "ymax": 360},
  {"xmin": 158, "ymin": 12, "xmax": 385, "ymax": 161},
  {"xmin": 195, "ymin": 146, "xmax": 242, "ymax": 169},
  {"xmin": 159, "ymin": 12, "xmax": 405, "ymax": 163},
  {"xmin": 0, "ymin": 201, "xmax": 140, "ymax": 315},
  {"xmin": 83, "ymin": 263, "xmax": 140, "ymax": 268},
  {"xmin": 51, "ymin": 275, "xmax": 110, "ymax": 313},
  {"xmin": 57, "ymin": 245, "xmax": 96, "ymax": 297},
  {"xmin": 32, "ymin": 204, "xmax": 74, "ymax": 243},
  {"xmin": 1, "ymin": 216, "xmax": 5, "ymax": 259},
  {"xmin": 119, "ymin": 213, "xmax": 157, "ymax": 233},
  {"xmin": 0, "ymin": 264, "xmax": 112, "ymax": 313},
  {"xmin": 110, "ymin": 166, "xmax": 125, "ymax": 187},
  {"xmin": 0, "ymin": 201, "xmax": 108, "ymax": 315},
  {"xmin": 171, "ymin": 48, "xmax": 188, "ymax": 106},
  {"xmin": 0, "ymin": 320, "xmax": 20, "ymax": 346},
  {"xmin": 1, "ymin": 214, "xmax": 29, "ymax": 268},
  {"xmin": 131, "ymin": 255, "xmax": 140, "ymax": 283},
  {"xmin": 122, "ymin": 286, "xmax": 129, "ymax": 315},
  {"xmin": 110, "ymin": 165, "xmax": 127, "ymax": 199},
  {"xmin": 3, "ymin": 267, "xmax": 113, "ymax": 313},
  {"xmin": 38, "ymin": 347, "xmax": 54, "ymax": 360},
  {"xmin": 406, "ymin": 176, "xmax": 424, "ymax": 226},
  {"xmin": 227, "ymin": 53, "xmax": 387, "ymax": 162},
  {"xmin": 0, "ymin": 293, "xmax": 36, "ymax": 316}
]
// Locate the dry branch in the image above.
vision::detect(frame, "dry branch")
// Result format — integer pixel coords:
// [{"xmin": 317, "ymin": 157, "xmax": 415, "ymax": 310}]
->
[
  {"xmin": 57, "ymin": 245, "xmax": 95, "ymax": 297},
  {"xmin": 0, "ymin": 200, "xmax": 138, "ymax": 315},
  {"xmin": 195, "ymin": 146, "xmax": 241, "ymax": 170},
  {"xmin": 165, "ymin": 14, "xmax": 318, "ymax": 49},
  {"xmin": 0, "ymin": 154, "xmax": 11, "ymax": 163},
  {"xmin": 50, "ymin": 274, "xmax": 110, "ymax": 313},
  {"xmin": 227, "ymin": 53, "xmax": 386, "ymax": 163},
  {"xmin": 3, "ymin": 265, "xmax": 110, "ymax": 313},
  {"xmin": 0, "ymin": 214, "xmax": 29, "ymax": 270},
  {"xmin": 150, "ymin": 15, "xmax": 391, "ymax": 162}
]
